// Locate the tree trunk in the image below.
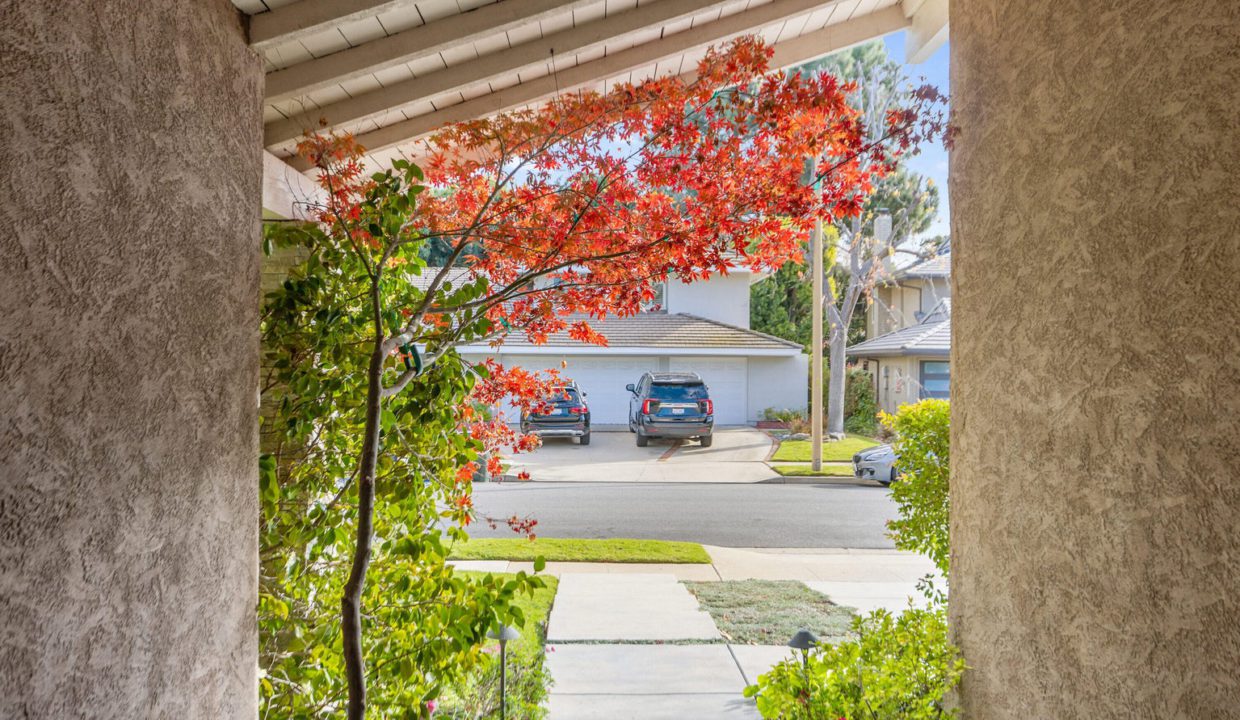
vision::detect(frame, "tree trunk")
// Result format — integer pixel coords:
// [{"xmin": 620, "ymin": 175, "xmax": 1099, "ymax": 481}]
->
[
  {"xmin": 826, "ymin": 324, "xmax": 847, "ymax": 436},
  {"xmin": 342, "ymin": 337, "xmax": 385, "ymax": 720}
]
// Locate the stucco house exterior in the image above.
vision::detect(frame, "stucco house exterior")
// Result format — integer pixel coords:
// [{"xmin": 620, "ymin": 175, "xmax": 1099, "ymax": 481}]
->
[
  {"xmin": 453, "ymin": 268, "xmax": 808, "ymax": 426},
  {"xmin": 848, "ymin": 252, "xmax": 951, "ymax": 413}
]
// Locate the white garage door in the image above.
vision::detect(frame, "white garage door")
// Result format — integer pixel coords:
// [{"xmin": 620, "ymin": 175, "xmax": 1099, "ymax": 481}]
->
[
  {"xmin": 669, "ymin": 357, "xmax": 748, "ymax": 425},
  {"xmin": 500, "ymin": 355, "xmax": 660, "ymax": 425}
]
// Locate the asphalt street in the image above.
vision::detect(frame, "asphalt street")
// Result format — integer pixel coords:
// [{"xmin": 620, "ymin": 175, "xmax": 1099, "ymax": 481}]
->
[{"xmin": 470, "ymin": 481, "xmax": 898, "ymax": 548}]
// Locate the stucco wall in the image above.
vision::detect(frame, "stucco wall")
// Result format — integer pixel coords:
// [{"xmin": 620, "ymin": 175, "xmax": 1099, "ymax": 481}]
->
[
  {"xmin": 665, "ymin": 271, "xmax": 752, "ymax": 328},
  {"xmin": 951, "ymin": 2, "xmax": 1240, "ymax": 717},
  {"xmin": 0, "ymin": 1, "xmax": 261, "ymax": 717}
]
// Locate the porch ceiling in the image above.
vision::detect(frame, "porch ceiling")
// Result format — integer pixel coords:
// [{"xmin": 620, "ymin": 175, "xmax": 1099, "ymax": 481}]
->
[{"xmin": 234, "ymin": 0, "xmax": 947, "ymax": 175}]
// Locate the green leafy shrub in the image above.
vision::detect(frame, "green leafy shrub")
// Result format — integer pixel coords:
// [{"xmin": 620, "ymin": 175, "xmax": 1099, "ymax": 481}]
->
[
  {"xmin": 744, "ymin": 607, "xmax": 964, "ymax": 720},
  {"xmin": 439, "ymin": 574, "xmax": 558, "ymax": 719},
  {"xmin": 842, "ymin": 367, "xmax": 879, "ymax": 435},
  {"xmin": 881, "ymin": 399, "xmax": 950, "ymax": 575}
]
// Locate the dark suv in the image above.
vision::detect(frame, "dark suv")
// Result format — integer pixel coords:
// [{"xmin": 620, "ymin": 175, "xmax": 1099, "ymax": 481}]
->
[
  {"xmin": 520, "ymin": 383, "xmax": 591, "ymax": 445},
  {"xmin": 626, "ymin": 372, "xmax": 714, "ymax": 447}
]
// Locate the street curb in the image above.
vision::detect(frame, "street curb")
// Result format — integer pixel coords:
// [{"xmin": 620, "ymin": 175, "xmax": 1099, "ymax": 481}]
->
[{"xmin": 759, "ymin": 475, "xmax": 881, "ymax": 486}]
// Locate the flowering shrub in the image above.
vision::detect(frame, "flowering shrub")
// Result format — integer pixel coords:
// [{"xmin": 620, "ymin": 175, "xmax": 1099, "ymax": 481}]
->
[
  {"xmin": 882, "ymin": 399, "xmax": 950, "ymax": 575},
  {"xmin": 744, "ymin": 607, "xmax": 964, "ymax": 720}
]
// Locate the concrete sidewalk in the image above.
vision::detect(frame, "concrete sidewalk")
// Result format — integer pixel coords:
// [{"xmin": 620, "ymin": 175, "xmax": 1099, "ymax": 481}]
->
[
  {"xmin": 451, "ymin": 547, "xmax": 938, "ymax": 613},
  {"xmin": 495, "ymin": 548, "xmax": 942, "ymax": 718}
]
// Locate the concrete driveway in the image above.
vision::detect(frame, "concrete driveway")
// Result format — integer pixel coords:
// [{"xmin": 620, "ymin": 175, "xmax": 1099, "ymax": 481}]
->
[{"xmin": 506, "ymin": 427, "xmax": 776, "ymax": 483}]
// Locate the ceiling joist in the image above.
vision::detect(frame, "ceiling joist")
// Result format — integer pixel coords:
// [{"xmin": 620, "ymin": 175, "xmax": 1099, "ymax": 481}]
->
[
  {"xmin": 283, "ymin": 0, "xmax": 860, "ymax": 165},
  {"xmin": 264, "ymin": 0, "xmax": 742, "ymax": 146},
  {"xmin": 264, "ymin": 0, "xmax": 599, "ymax": 104},
  {"xmin": 249, "ymin": 0, "xmax": 410, "ymax": 52}
]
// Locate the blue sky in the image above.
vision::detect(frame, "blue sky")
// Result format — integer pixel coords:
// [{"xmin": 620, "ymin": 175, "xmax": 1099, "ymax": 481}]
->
[{"xmin": 883, "ymin": 32, "xmax": 950, "ymax": 240}]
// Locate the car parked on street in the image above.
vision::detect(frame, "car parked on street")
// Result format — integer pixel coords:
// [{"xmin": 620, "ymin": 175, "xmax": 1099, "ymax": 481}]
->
[
  {"xmin": 520, "ymin": 383, "xmax": 591, "ymax": 445},
  {"xmin": 626, "ymin": 372, "xmax": 714, "ymax": 447},
  {"xmin": 853, "ymin": 443, "xmax": 898, "ymax": 486}
]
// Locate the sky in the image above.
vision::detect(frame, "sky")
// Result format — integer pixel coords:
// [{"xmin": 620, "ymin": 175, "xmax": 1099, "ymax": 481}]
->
[{"xmin": 883, "ymin": 32, "xmax": 951, "ymax": 241}]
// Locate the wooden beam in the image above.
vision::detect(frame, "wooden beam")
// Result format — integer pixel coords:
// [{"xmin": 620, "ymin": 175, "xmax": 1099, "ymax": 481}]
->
[
  {"xmin": 262, "ymin": 150, "xmax": 325, "ymax": 218},
  {"xmin": 264, "ymin": 0, "xmax": 739, "ymax": 146},
  {"xmin": 284, "ymin": 0, "xmax": 851, "ymax": 162},
  {"xmin": 264, "ymin": 0, "xmax": 599, "ymax": 104},
  {"xmin": 769, "ymin": 4, "xmax": 910, "ymax": 70},
  {"xmin": 249, "ymin": 0, "xmax": 409, "ymax": 52},
  {"xmin": 902, "ymin": 0, "xmax": 948, "ymax": 64}
]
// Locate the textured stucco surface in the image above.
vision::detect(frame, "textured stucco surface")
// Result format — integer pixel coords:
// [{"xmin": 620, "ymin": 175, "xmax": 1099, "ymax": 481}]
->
[
  {"xmin": 950, "ymin": 2, "xmax": 1240, "ymax": 718},
  {"xmin": 0, "ymin": 1, "xmax": 261, "ymax": 717}
]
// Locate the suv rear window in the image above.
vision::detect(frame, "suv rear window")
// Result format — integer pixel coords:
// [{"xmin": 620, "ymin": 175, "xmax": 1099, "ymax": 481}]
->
[
  {"xmin": 548, "ymin": 387, "xmax": 581, "ymax": 404},
  {"xmin": 650, "ymin": 383, "xmax": 708, "ymax": 401}
]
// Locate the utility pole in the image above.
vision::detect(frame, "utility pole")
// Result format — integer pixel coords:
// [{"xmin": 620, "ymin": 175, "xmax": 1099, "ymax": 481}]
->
[{"xmin": 807, "ymin": 157, "xmax": 824, "ymax": 473}]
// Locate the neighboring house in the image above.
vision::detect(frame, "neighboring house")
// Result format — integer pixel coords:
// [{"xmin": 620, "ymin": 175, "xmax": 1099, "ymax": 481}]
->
[
  {"xmin": 848, "ymin": 252, "xmax": 951, "ymax": 413},
  {"xmin": 435, "ymin": 268, "xmax": 808, "ymax": 426}
]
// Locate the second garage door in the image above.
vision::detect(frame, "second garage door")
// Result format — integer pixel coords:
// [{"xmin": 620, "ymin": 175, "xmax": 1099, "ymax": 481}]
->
[
  {"xmin": 500, "ymin": 355, "xmax": 661, "ymax": 425},
  {"xmin": 669, "ymin": 357, "xmax": 748, "ymax": 425}
]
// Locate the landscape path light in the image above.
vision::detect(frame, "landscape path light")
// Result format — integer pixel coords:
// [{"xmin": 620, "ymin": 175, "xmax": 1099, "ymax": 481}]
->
[
  {"xmin": 487, "ymin": 624, "xmax": 521, "ymax": 719},
  {"xmin": 787, "ymin": 628, "xmax": 819, "ymax": 669}
]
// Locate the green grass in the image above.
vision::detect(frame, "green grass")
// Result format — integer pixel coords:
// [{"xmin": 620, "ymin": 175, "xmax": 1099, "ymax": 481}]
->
[
  {"xmin": 771, "ymin": 463, "xmax": 855, "ymax": 477},
  {"xmin": 449, "ymin": 537, "xmax": 711, "ymax": 564},
  {"xmin": 456, "ymin": 571, "xmax": 560, "ymax": 646},
  {"xmin": 685, "ymin": 579, "xmax": 856, "ymax": 645},
  {"xmin": 771, "ymin": 434, "xmax": 880, "ymax": 462}
]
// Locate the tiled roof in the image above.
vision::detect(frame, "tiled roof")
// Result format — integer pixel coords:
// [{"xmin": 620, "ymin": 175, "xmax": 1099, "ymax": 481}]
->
[
  {"xmin": 848, "ymin": 300, "xmax": 951, "ymax": 358},
  {"xmin": 497, "ymin": 313, "xmax": 803, "ymax": 351},
  {"xmin": 408, "ymin": 268, "xmax": 801, "ymax": 353},
  {"xmin": 894, "ymin": 251, "xmax": 951, "ymax": 280}
]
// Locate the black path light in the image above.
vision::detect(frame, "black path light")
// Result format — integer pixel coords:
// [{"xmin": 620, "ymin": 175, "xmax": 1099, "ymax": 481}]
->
[
  {"xmin": 487, "ymin": 624, "xmax": 521, "ymax": 719},
  {"xmin": 788, "ymin": 628, "xmax": 820, "ymax": 669}
]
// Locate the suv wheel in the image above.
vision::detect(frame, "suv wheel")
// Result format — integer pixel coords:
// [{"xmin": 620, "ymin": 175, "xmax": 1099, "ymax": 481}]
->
[
  {"xmin": 699, "ymin": 434, "xmax": 713, "ymax": 448},
  {"xmin": 579, "ymin": 431, "xmax": 591, "ymax": 446},
  {"xmin": 636, "ymin": 432, "xmax": 649, "ymax": 447}
]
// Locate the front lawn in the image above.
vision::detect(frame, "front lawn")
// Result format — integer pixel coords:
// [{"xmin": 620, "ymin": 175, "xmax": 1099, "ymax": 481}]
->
[
  {"xmin": 771, "ymin": 435, "xmax": 880, "ymax": 462},
  {"xmin": 685, "ymin": 579, "xmax": 856, "ymax": 645},
  {"xmin": 771, "ymin": 463, "xmax": 854, "ymax": 477},
  {"xmin": 449, "ymin": 537, "xmax": 711, "ymax": 564}
]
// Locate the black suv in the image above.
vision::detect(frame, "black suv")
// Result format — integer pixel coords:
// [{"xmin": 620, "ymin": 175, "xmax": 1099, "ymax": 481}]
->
[
  {"xmin": 626, "ymin": 372, "xmax": 714, "ymax": 447},
  {"xmin": 520, "ymin": 383, "xmax": 591, "ymax": 445}
]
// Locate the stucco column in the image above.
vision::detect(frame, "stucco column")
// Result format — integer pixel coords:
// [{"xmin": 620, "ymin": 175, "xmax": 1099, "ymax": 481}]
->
[
  {"xmin": 0, "ymin": 1, "xmax": 261, "ymax": 717},
  {"xmin": 950, "ymin": 2, "xmax": 1240, "ymax": 718}
]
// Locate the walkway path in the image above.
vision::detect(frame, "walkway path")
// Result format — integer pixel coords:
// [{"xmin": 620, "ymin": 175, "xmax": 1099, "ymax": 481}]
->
[{"xmin": 450, "ymin": 548, "xmax": 938, "ymax": 718}]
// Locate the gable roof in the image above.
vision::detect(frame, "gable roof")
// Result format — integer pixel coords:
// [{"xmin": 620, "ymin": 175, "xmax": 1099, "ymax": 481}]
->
[
  {"xmin": 454, "ymin": 312, "xmax": 802, "ymax": 355},
  {"xmin": 893, "ymin": 251, "xmax": 951, "ymax": 281},
  {"xmin": 847, "ymin": 299, "xmax": 951, "ymax": 358}
]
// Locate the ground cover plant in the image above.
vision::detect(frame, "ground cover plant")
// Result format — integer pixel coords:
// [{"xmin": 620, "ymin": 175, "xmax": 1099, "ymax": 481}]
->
[
  {"xmin": 259, "ymin": 36, "xmax": 944, "ymax": 719},
  {"xmin": 450, "ymin": 538, "xmax": 710, "ymax": 564},
  {"xmin": 771, "ymin": 435, "xmax": 880, "ymax": 462},
  {"xmin": 686, "ymin": 580, "xmax": 855, "ymax": 645}
]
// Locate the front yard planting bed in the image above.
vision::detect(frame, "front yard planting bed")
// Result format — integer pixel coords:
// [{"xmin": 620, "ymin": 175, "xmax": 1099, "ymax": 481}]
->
[
  {"xmin": 686, "ymin": 579, "xmax": 855, "ymax": 645},
  {"xmin": 771, "ymin": 463, "xmax": 855, "ymax": 477},
  {"xmin": 438, "ymin": 572, "xmax": 559, "ymax": 718},
  {"xmin": 449, "ymin": 537, "xmax": 712, "ymax": 564},
  {"xmin": 771, "ymin": 435, "xmax": 880, "ymax": 463}
]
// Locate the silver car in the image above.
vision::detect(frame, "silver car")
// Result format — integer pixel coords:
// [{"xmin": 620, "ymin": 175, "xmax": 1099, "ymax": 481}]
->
[{"xmin": 853, "ymin": 444, "xmax": 898, "ymax": 486}]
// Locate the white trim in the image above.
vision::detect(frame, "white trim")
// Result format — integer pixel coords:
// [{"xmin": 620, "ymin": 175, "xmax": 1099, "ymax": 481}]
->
[{"xmin": 456, "ymin": 345, "xmax": 802, "ymax": 357}]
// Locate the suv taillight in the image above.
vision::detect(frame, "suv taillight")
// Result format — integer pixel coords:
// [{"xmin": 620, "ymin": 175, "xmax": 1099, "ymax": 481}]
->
[
  {"xmin": 700, "ymin": 399, "xmax": 713, "ymax": 415},
  {"xmin": 642, "ymin": 399, "xmax": 658, "ymax": 415},
  {"xmin": 570, "ymin": 406, "xmax": 586, "ymax": 414}
]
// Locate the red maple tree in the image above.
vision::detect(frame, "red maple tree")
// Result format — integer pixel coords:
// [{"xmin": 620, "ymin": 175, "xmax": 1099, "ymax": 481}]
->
[{"xmin": 293, "ymin": 36, "xmax": 945, "ymax": 718}]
